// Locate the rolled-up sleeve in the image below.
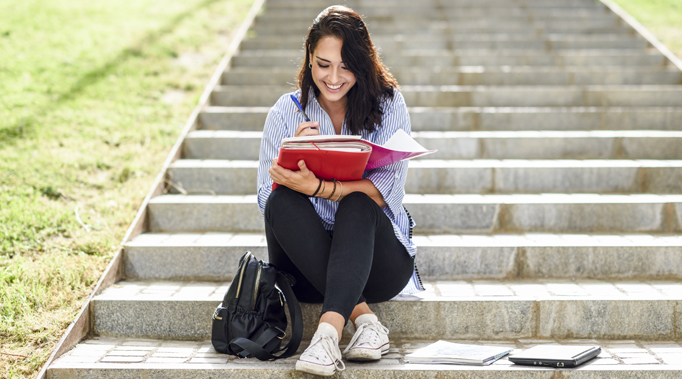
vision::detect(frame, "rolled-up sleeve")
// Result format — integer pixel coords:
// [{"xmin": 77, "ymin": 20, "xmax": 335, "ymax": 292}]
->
[
  {"xmin": 365, "ymin": 92, "xmax": 411, "ymax": 221},
  {"xmin": 257, "ymin": 103, "xmax": 288, "ymax": 218}
]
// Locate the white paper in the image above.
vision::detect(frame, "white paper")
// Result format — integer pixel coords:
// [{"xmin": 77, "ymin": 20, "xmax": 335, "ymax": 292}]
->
[
  {"xmin": 382, "ymin": 129, "xmax": 428, "ymax": 152},
  {"xmin": 405, "ymin": 340, "xmax": 512, "ymax": 365}
]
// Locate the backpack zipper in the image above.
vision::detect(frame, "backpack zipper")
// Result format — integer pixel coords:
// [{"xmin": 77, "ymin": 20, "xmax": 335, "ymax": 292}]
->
[
  {"xmin": 235, "ymin": 251, "xmax": 252, "ymax": 299},
  {"xmin": 252, "ymin": 261, "xmax": 262, "ymax": 309}
]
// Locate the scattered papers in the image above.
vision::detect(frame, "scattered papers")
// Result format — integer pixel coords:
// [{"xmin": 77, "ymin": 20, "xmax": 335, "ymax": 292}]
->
[{"xmin": 405, "ymin": 340, "xmax": 512, "ymax": 366}]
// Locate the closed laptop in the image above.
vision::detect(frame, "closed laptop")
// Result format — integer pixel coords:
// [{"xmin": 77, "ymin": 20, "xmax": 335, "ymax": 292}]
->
[{"xmin": 509, "ymin": 345, "xmax": 601, "ymax": 368}]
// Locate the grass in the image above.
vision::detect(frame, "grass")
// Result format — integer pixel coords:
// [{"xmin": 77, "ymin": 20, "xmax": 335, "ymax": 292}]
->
[
  {"xmin": 610, "ymin": 0, "xmax": 682, "ymax": 59},
  {"xmin": 0, "ymin": 0, "xmax": 253, "ymax": 377}
]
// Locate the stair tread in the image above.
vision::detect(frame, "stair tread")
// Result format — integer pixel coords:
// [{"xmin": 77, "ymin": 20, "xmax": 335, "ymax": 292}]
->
[
  {"xmin": 225, "ymin": 66, "xmax": 678, "ymax": 73},
  {"xmin": 126, "ymin": 232, "xmax": 682, "ymax": 247},
  {"xmin": 170, "ymin": 158, "xmax": 682, "ymax": 168},
  {"xmin": 49, "ymin": 336, "xmax": 682, "ymax": 372},
  {"xmin": 187, "ymin": 129, "xmax": 682, "ymax": 138},
  {"xmin": 148, "ymin": 193, "xmax": 682, "ymax": 204},
  {"xmin": 94, "ymin": 279, "xmax": 682, "ymax": 301},
  {"xmin": 204, "ymin": 105, "xmax": 682, "ymax": 112}
]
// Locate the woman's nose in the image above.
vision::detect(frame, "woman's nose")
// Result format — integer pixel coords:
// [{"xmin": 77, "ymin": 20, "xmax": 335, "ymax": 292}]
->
[{"xmin": 330, "ymin": 67, "xmax": 340, "ymax": 83}]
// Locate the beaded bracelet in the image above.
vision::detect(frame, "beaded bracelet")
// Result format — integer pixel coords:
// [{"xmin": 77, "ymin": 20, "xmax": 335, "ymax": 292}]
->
[
  {"xmin": 311, "ymin": 178, "xmax": 323, "ymax": 197},
  {"xmin": 325, "ymin": 179, "xmax": 337, "ymax": 200}
]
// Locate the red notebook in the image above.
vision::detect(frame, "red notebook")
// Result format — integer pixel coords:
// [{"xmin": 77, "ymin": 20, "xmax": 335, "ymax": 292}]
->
[{"xmin": 272, "ymin": 131, "xmax": 436, "ymax": 190}]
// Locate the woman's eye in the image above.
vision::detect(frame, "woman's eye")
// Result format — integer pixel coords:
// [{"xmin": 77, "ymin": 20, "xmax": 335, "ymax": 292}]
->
[{"xmin": 317, "ymin": 63, "xmax": 329, "ymax": 68}]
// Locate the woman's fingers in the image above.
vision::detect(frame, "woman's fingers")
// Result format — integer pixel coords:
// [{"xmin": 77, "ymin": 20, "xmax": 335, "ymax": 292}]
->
[
  {"xmin": 297, "ymin": 159, "xmax": 309, "ymax": 173},
  {"xmin": 295, "ymin": 121, "xmax": 320, "ymax": 137},
  {"xmin": 270, "ymin": 158, "xmax": 294, "ymax": 184},
  {"xmin": 269, "ymin": 158, "xmax": 317, "ymax": 195}
]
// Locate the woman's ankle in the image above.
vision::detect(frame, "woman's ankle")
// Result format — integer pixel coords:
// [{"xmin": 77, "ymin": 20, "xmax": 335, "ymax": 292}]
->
[
  {"xmin": 349, "ymin": 302, "xmax": 374, "ymax": 326},
  {"xmin": 319, "ymin": 311, "xmax": 345, "ymax": 339}
]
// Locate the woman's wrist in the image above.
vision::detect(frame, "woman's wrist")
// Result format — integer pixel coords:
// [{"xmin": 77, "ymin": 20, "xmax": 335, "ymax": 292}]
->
[
  {"xmin": 310, "ymin": 178, "xmax": 323, "ymax": 197},
  {"xmin": 315, "ymin": 180, "xmax": 327, "ymax": 198}
]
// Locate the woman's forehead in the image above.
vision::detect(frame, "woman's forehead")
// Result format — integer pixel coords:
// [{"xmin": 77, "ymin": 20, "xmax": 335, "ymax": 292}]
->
[{"xmin": 312, "ymin": 36, "xmax": 344, "ymax": 62}]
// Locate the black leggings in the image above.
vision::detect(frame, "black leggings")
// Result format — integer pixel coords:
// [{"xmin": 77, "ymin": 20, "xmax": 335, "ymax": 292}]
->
[{"xmin": 264, "ymin": 186, "xmax": 414, "ymax": 323}]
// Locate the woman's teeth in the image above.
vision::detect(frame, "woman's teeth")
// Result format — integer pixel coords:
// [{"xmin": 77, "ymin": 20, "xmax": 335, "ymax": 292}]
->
[{"xmin": 325, "ymin": 82, "xmax": 342, "ymax": 90}]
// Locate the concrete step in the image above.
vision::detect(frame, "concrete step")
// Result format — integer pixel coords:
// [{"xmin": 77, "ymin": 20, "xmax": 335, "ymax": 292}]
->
[
  {"xmin": 231, "ymin": 50, "xmax": 665, "ymax": 68},
  {"xmin": 264, "ymin": 0, "xmax": 601, "ymax": 8},
  {"xmin": 90, "ymin": 279, "xmax": 682, "ymax": 340},
  {"xmin": 183, "ymin": 130, "xmax": 682, "ymax": 160},
  {"xmin": 166, "ymin": 159, "xmax": 682, "ymax": 195},
  {"xmin": 211, "ymin": 85, "xmax": 682, "ymax": 107},
  {"xmin": 49, "ymin": 336, "xmax": 682, "ymax": 377},
  {"xmin": 247, "ymin": 33, "xmax": 638, "ymax": 42},
  {"xmin": 256, "ymin": 18, "xmax": 625, "ymax": 31},
  {"xmin": 221, "ymin": 67, "xmax": 681, "ymax": 86},
  {"xmin": 198, "ymin": 106, "xmax": 682, "ymax": 131},
  {"xmin": 253, "ymin": 14, "xmax": 619, "ymax": 25},
  {"xmin": 256, "ymin": 6, "xmax": 609, "ymax": 18},
  {"xmin": 146, "ymin": 193, "xmax": 682, "ymax": 234},
  {"xmin": 125, "ymin": 232, "xmax": 682, "ymax": 281},
  {"xmin": 251, "ymin": 24, "xmax": 633, "ymax": 36},
  {"xmin": 240, "ymin": 36, "xmax": 644, "ymax": 51},
  {"xmin": 400, "ymin": 85, "xmax": 682, "ymax": 107},
  {"xmin": 256, "ymin": 12, "xmax": 618, "ymax": 25},
  {"xmin": 266, "ymin": 0, "xmax": 600, "ymax": 6}
]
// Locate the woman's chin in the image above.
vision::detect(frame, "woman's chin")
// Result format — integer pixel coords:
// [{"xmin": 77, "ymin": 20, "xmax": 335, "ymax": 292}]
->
[{"xmin": 318, "ymin": 88, "xmax": 348, "ymax": 104}]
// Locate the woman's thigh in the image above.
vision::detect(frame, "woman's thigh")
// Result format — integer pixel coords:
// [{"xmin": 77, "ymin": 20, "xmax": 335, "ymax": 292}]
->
[
  {"xmin": 332, "ymin": 192, "xmax": 414, "ymax": 304},
  {"xmin": 264, "ymin": 186, "xmax": 330, "ymax": 303}
]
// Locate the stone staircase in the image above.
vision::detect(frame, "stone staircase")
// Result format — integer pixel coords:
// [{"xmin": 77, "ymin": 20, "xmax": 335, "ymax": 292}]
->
[{"xmin": 48, "ymin": 0, "xmax": 682, "ymax": 377}]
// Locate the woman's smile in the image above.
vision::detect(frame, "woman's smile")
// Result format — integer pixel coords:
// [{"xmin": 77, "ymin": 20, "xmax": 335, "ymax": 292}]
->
[{"xmin": 324, "ymin": 82, "xmax": 344, "ymax": 91}]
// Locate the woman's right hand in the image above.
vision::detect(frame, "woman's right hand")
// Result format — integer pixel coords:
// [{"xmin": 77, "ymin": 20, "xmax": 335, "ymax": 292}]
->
[{"xmin": 295, "ymin": 121, "xmax": 320, "ymax": 137}]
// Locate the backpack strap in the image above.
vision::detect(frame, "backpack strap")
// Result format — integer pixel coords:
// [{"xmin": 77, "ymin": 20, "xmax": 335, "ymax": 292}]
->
[{"xmin": 228, "ymin": 272, "xmax": 303, "ymax": 360}]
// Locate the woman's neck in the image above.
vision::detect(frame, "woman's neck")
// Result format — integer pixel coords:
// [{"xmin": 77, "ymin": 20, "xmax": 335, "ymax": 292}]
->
[
  {"xmin": 318, "ymin": 95, "xmax": 347, "ymax": 134},
  {"xmin": 318, "ymin": 95, "xmax": 346, "ymax": 116}
]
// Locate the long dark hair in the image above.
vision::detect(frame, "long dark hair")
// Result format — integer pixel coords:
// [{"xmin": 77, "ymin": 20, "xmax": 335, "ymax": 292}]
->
[{"xmin": 297, "ymin": 5, "xmax": 399, "ymax": 135}]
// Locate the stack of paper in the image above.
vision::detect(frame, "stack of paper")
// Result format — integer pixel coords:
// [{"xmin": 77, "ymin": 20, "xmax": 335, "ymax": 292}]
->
[
  {"xmin": 279, "ymin": 129, "xmax": 437, "ymax": 170},
  {"xmin": 281, "ymin": 141, "xmax": 371, "ymax": 153},
  {"xmin": 405, "ymin": 340, "xmax": 512, "ymax": 366}
]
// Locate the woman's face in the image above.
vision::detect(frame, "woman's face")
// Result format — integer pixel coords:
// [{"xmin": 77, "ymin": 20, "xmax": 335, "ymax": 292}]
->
[{"xmin": 309, "ymin": 36, "xmax": 356, "ymax": 107}]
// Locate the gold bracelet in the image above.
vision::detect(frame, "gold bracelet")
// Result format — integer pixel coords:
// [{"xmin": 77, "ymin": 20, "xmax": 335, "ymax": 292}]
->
[
  {"xmin": 335, "ymin": 181, "xmax": 343, "ymax": 202},
  {"xmin": 318, "ymin": 180, "xmax": 326, "ymax": 198},
  {"xmin": 325, "ymin": 179, "xmax": 337, "ymax": 200}
]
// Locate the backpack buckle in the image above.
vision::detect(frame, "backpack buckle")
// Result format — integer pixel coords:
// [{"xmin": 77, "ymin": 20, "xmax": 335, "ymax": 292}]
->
[{"xmin": 273, "ymin": 326, "xmax": 286, "ymax": 340}]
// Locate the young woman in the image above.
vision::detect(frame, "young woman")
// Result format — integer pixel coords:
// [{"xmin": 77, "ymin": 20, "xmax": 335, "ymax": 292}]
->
[{"xmin": 256, "ymin": 5, "xmax": 423, "ymax": 376}]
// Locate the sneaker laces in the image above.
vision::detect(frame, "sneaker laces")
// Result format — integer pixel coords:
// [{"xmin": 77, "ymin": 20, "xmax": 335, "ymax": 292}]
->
[
  {"xmin": 343, "ymin": 320, "xmax": 389, "ymax": 354},
  {"xmin": 306, "ymin": 334, "xmax": 346, "ymax": 372}
]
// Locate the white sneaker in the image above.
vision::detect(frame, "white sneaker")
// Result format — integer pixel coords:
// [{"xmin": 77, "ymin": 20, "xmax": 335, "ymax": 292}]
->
[
  {"xmin": 343, "ymin": 314, "xmax": 390, "ymax": 361},
  {"xmin": 295, "ymin": 322, "xmax": 345, "ymax": 376}
]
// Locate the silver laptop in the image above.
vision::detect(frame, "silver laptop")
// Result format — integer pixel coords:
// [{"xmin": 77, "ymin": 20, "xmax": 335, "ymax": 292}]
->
[{"xmin": 509, "ymin": 345, "xmax": 601, "ymax": 368}]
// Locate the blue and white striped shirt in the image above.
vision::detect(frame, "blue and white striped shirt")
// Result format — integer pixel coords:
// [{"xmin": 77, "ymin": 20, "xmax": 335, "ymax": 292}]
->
[{"xmin": 257, "ymin": 89, "xmax": 424, "ymax": 295}]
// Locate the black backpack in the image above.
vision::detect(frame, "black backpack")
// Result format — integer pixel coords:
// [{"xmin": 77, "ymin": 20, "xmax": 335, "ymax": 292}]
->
[{"xmin": 211, "ymin": 251, "xmax": 303, "ymax": 360}]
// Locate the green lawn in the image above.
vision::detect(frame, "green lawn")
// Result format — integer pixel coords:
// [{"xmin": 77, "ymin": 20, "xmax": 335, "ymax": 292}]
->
[
  {"xmin": 0, "ymin": 0, "xmax": 680, "ymax": 378},
  {"xmin": 0, "ymin": 0, "xmax": 253, "ymax": 377},
  {"xmin": 610, "ymin": 0, "xmax": 682, "ymax": 59}
]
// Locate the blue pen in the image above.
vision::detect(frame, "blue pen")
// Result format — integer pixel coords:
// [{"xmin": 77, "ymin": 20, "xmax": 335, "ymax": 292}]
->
[{"xmin": 290, "ymin": 94, "xmax": 314, "ymax": 127}]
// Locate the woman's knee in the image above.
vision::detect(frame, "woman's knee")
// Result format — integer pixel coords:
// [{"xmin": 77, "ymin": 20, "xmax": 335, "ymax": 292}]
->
[
  {"xmin": 338, "ymin": 191, "xmax": 373, "ymax": 208},
  {"xmin": 336, "ymin": 191, "xmax": 378, "ymax": 220}
]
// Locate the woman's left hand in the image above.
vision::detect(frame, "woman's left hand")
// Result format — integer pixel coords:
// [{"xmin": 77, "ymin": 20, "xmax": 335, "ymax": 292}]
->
[{"xmin": 269, "ymin": 158, "xmax": 319, "ymax": 196}]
